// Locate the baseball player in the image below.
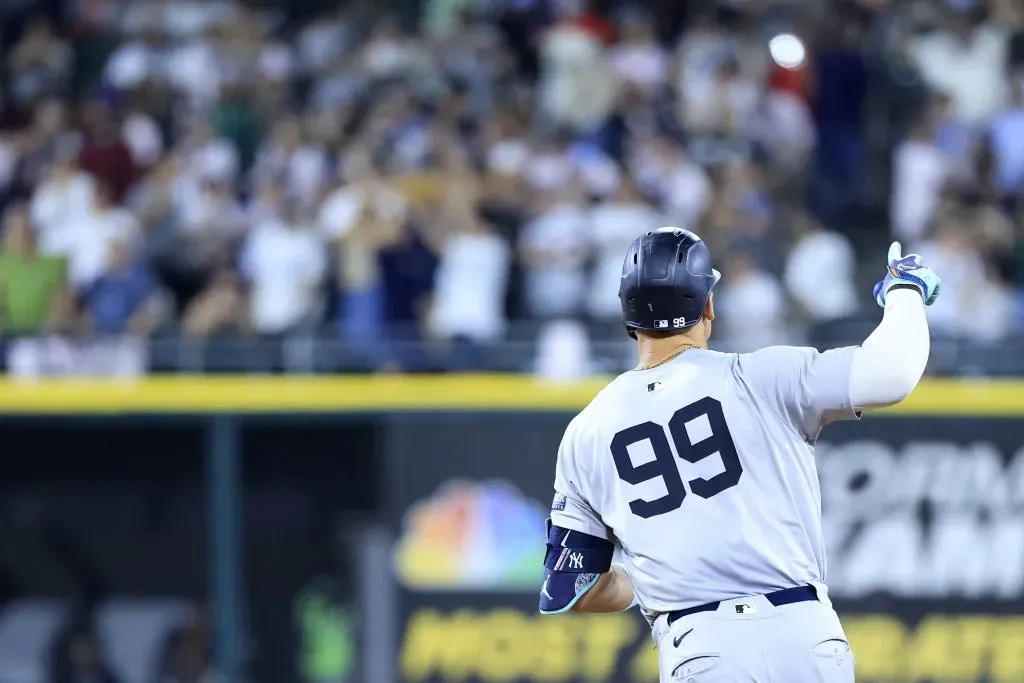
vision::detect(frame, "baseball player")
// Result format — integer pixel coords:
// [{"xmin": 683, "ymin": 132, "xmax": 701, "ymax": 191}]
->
[{"xmin": 538, "ymin": 229, "xmax": 940, "ymax": 682}]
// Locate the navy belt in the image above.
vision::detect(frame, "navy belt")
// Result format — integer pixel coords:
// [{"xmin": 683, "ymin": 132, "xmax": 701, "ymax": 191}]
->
[{"xmin": 666, "ymin": 585, "xmax": 818, "ymax": 625}]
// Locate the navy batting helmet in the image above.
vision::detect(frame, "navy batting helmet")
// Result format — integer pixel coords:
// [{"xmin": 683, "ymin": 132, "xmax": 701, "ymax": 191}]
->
[{"xmin": 619, "ymin": 227, "xmax": 721, "ymax": 339}]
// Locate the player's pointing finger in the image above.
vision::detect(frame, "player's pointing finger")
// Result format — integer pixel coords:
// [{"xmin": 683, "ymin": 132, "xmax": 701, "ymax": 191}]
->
[{"xmin": 888, "ymin": 241, "xmax": 902, "ymax": 264}]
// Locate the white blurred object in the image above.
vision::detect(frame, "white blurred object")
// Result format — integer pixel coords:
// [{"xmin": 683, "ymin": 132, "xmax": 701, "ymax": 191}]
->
[
  {"xmin": 909, "ymin": 24, "xmax": 1008, "ymax": 124},
  {"xmin": 240, "ymin": 219, "xmax": 328, "ymax": 334},
  {"xmin": 524, "ymin": 152, "xmax": 573, "ymax": 189},
  {"xmin": 487, "ymin": 140, "xmax": 530, "ymax": 175},
  {"xmin": 7, "ymin": 338, "xmax": 71, "ymax": 380},
  {"xmin": 104, "ymin": 41, "xmax": 155, "ymax": 89},
  {"xmin": 520, "ymin": 202, "xmax": 589, "ymax": 317},
  {"xmin": 661, "ymin": 159, "xmax": 712, "ymax": 226},
  {"xmin": 430, "ymin": 231, "xmax": 511, "ymax": 342},
  {"xmin": 535, "ymin": 319, "xmax": 591, "ymax": 382},
  {"xmin": 769, "ymin": 34, "xmax": 806, "ymax": 69},
  {"xmin": 31, "ymin": 171, "xmax": 96, "ymax": 257},
  {"xmin": 913, "ymin": 234, "xmax": 988, "ymax": 337},
  {"xmin": 166, "ymin": 40, "xmax": 222, "ymax": 105},
  {"xmin": 716, "ymin": 257, "xmax": 788, "ymax": 352},
  {"xmin": 784, "ymin": 229, "xmax": 858, "ymax": 321},
  {"xmin": 576, "ymin": 154, "xmax": 621, "ymax": 196},
  {"xmin": 65, "ymin": 208, "xmax": 141, "ymax": 289},
  {"xmin": 587, "ymin": 200, "xmax": 662, "ymax": 318},
  {"xmin": 122, "ymin": 112, "xmax": 164, "ymax": 167},
  {"xmin": 540, "ymin": 25, "xmax": 617, "ymax": 130},
  {"xmin": 892, "ymin": 138, "xmax": 950, "ymax": 241},
  {"xmin": 288, "ymin": 146, "xmax": 329, "ymax": 205},
  {"xmin": 611, "ymin": 37, "xmax": 668, "ymax": 92},
  {"xmin": 748, "ymin": 90, "xmax": 816, "ymax": 168},
  {"xmin": 259, "ymin": 42, "xmax": 294, "ymax": 81},
  {"xmin": 5, "ymin": 338, "xmax": 146, "ymax": 379},
  {"xmin": 970, "ymin": 277, "xmax": 1016, "ymax": 342},
  {"xmin": 194, "ymin": 139, "xmax": 240, "ymax": 183},
  {"xmin": 77, "ymin": 338, "xmax": 149, "ymax": 378}
]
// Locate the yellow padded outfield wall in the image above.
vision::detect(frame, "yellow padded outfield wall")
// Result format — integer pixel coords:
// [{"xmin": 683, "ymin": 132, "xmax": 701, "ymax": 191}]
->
[{"xmin": 0, "ymin": 375, "xmax": 1020, "ymax": 415}]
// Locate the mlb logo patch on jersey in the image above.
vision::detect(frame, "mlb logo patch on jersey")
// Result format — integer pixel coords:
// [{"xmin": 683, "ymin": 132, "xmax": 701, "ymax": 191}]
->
[
  {"xmin": 648, "ymin": 381, "xmax": 663, "ymax": 392},
  {"xmin": 735, "ymin": 602, "xmax": 757, "ymax": 615},
  {"xmin": 551, "ymin": 493, "xmax": 567, "ymax": 511},
  {"xmin": 653, "ymin": 320, "xmax": 669, "ymax": 328}
]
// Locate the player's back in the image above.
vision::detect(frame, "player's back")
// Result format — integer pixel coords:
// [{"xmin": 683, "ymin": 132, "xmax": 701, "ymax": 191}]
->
[{"xmin": 569, "ymin": 347, "xmax": 842, "ymax": 613}]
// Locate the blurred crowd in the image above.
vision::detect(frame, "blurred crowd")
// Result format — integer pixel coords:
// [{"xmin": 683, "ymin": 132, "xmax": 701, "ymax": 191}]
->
[{"xmin": 1, "ymin": 0, "xmax": 1024, "ymax": 375}]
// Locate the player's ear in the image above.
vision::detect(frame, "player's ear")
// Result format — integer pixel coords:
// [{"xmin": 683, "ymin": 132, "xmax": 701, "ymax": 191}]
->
[{"xmin": 705, "ymin": 293, "xmax": 715, "ymax": 322}]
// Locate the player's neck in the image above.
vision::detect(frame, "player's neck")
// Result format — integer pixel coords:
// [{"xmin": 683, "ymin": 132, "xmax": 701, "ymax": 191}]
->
[{"xmin": 635, "ymin": 332, "xmax": 707, "ymax": 371}]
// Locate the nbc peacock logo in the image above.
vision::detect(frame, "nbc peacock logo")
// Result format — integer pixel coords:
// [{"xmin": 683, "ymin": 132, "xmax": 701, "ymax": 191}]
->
[{"xmin": 393, "ymin": 479, "xmax": 547, "ymax": 591}]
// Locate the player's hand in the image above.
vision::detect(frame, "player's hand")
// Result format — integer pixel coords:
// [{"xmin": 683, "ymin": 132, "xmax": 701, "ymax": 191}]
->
[{"xmin": 872, "ymin": 241, "xmax": 941, "ymax": 308}]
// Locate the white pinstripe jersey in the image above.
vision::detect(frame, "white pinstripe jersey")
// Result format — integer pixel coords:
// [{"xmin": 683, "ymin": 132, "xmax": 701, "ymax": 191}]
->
[{"xmin": 548, "ymin": 346, "xmax": 859, "ymax": 613}]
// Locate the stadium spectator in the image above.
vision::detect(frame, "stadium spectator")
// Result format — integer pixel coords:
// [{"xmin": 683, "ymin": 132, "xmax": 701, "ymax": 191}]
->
[
  {"xmin": 518, "ymin": 180, "xmax": 588, "ymax": 319},
  {"xmin": 182, "ymin": 267, "xmax": 248, "ymax": 339},
  {"xmin": 913, "ymin": 217, "xmax": 988, "ymax": 339},
  {"xmin": 892, "ymin": 113, "xmax": 951, "ymax": 242},
  {"xmin": 0, "ymin": 201, "xmax": 67, "ymax": 337},
  {"xmin": 783, "ymin": 216, "xmax": 858, "ymax": 323},
  {"xmin": 910, "ymin": 5, "xmax": 1008, "ymax": 126},
  {"xmin": 65, "ymin": 180, "xmax": 140, "ymax": 290},
  {"xmin": 985, "ymin": 78, "xmax": 1024, "ymax": 206},
  {"xmin": 318, "ymin": 149, "xmax": 406, "ymax": 359},
  {"xmin": 78, "ymin": 99, "xmax": 138, "ymax": 204},
  {"xmin": 239, "ymin": 197, "xmax": 327, "ymax": 338},
  {"xmin": 715, "ymin": 248, "xmax": 787, "ymax": 352},
  {"xmin": 81, "ymin": 238, "xmax": 160, "ymax": 337},
  {"xmin": 7, "ymin": 18, "xmax": 70, "ymax": 107},
  {"xmin": 586, "ymin": 175, "xmax": 662, "ymax": 321},
  {"xmin": 0, "ymin": 0, "xmax": 1020, "ymax": 376},
  {"xmin": 30, "ymin": 140, "xmax": 96, "ymax": 258},
  {"xmin": 427, "ymin": 175, "xmax": 510, "ymax": 360},
  {"xmin": 609, "ymin": 10, "xmax": 668, "ymax": 96}
]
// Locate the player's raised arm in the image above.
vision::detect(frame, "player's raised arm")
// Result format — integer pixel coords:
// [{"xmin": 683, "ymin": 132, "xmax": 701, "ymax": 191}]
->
[
  {"xmin": 539, "ymin": 420, "xmax": 636, "ymax": 615},
  {"xmin": 739, "ymin": 241, "xmax": 940, "ymax": 440},
  {"xmin": 847, "ymin": 241, "xmax": 940, "ymax": 410}
]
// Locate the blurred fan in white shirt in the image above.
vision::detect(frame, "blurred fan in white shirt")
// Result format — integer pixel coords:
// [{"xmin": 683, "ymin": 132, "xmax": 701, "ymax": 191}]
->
[
  {"xmin": 913, "ymin": 221, "xmax": 989, "ymax": 338},
  {"xmin": 165, "ymin": 34, "xmax": 223, "ymax": 106},
  {"xmin": 539, "ymin": 22, "xmax": 617, "ymax": 130},
  {"xmin": 176, "ymin": 117, "xmax": 239, "ymax": 187},
  {"xmin": 239, "ymin": 206, "xmax": 327, "ymax": 334},
  {"xmin": 64, "ymin": 182, "xmax": 141, "ymax": 290},
  {"xmin": 971, "ymin": 266, "xmax": 1017, "ymax": 342},
  {"xmin": 630, "ymin": 135, "xmax": 711, "ymax": 226},
  {"xmin": 252, "ymin": 115, "xmax": 328, "ymax": 210},
  {"xmin": 519, "ymin": 182, "xmax": 589, "ymax": 318},
  {"xmin": 680, "ymin": 54, "xmax": 760, "ymax": 137},
  {"xmin": 610, "ymin": 13, "xmax": 668, "ymax": 95},
  {"xmin": 587, "ymin": 176, "xmax": 662, "ymax": 319},
  {"xmin": 892, "ymin": 117, "xmax": 951, "ymax": 242},
  {"xmin": 430, "ymin": 222, "xmax": 511, "ymax": 344},
  {"xmin": 783, "ymin": 218, "xmax": 858, "ymax": 322},
  {"xmin": 714, "ymin": 250, "xmax": 788, "ymax": 352},
  {"xmin": 523, "ymin": 137, "xmax": 575, "ymax": 190},
  {"xmin": 909, "ymin": 12, "xmax": 1008, "ymax": 125},
  {"xmin": 31, "ymin": 151, "xmax": 96, "ymax": 258},
  {"xmin": 534, "ymin": 319, "xmax": 592, "ymax": 381}
]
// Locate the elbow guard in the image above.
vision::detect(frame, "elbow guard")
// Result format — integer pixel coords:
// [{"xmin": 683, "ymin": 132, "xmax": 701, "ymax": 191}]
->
[{"xmin": 538, "ymin": 520, "xmax": 614, "ymax": 615}]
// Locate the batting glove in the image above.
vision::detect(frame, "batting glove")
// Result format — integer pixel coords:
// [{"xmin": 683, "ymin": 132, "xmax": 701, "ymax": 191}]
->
[{"xmin": 873, "ymin": 241, "xmax": 941, "ymax": 308}]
